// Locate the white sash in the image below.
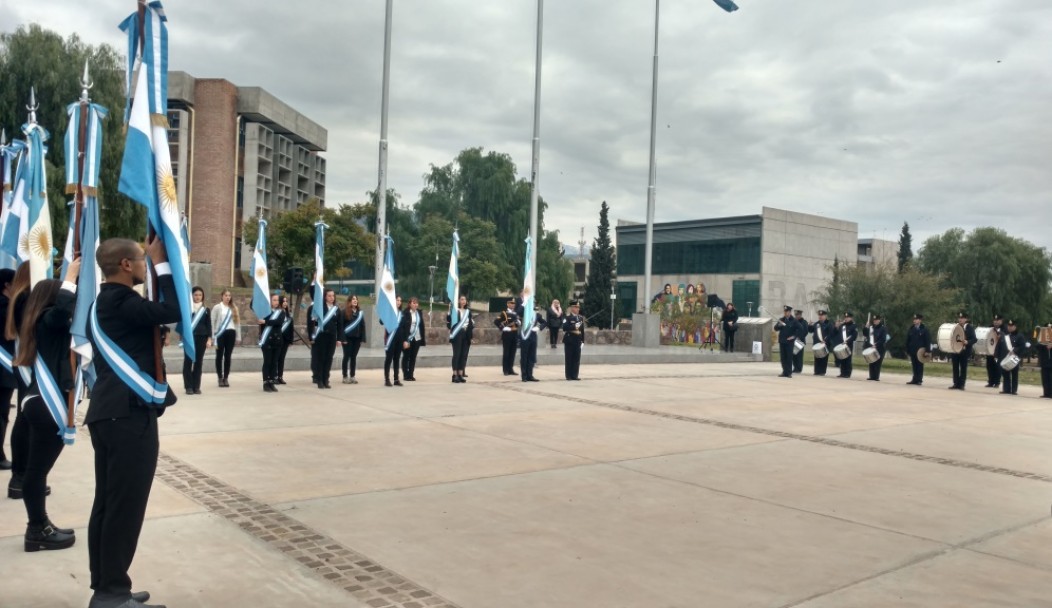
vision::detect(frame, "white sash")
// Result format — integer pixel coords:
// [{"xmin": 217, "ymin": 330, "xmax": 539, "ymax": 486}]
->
[
  {"xmin": 190, "ymin": 306, "xmax": 207, "ymax": 332},
  {"xmin": 90, "ymin": 303, "xmax": 169, "ymax": 406},
  {"xmin": 214, "ymin": 308, "xmax": 233, "ymax": 338},
  {"xmin": 312, "ymin": 305, "xmax": 337, "ymax": 340},
  {"xmin": 258, "ymin": 310, "xmax": 282, "ymax": 346},
  {"xmin": 449, "ymin": 310, "xmax": 470, "ymax": 340}
]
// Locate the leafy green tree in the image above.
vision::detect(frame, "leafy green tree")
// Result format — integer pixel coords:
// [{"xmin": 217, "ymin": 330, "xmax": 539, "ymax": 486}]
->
[
  {"xmin": 584, "ymin": 202, "xmax": 616, "ymax": 329},
  {"xmin": 536, "ymin": 230, "xmax": 573, "ymax": 309},
  {"xmin": 0, "ymin": 25, "xmax": 144, "ymax": 243},
  {"xmin": 897, "ymin": 222, "xmax": 913, "ymax": 272}
]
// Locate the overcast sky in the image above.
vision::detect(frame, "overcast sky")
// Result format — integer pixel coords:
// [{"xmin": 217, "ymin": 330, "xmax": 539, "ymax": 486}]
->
[{"xmin": 6, "ymin": 0, "xmax": 1051, "ymax": 254}]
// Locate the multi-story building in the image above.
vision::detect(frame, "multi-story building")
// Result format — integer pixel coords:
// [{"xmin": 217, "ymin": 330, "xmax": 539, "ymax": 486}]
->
[{"xmin": 166, "ymin": 71, "xmax": 327, "ymax": 287}]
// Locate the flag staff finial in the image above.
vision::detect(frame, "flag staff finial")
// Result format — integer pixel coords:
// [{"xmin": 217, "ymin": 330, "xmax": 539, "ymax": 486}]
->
[
  {"xmin": 27, "ymin": 87, "xmax": 38, "ymax": 125},
  {"xmin": 1, "ymin": 128, "xmax": 6, "ymax": 146},
  {"xmin": 80, "ymin": 60, "xmax": 94, "ymax": 103}
]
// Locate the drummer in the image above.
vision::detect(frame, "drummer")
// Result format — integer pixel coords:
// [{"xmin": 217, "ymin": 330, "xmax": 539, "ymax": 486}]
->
[
  {"xmin": 836, "ymin": 312, "xmax": 858, "ymax": 379},
  {"xmin": 905, "ymin": 313, "xmax": 931, "ymax": 385},
  {"xmin": 774, "ymin": 305, "xmax": 797, "ymax": 378},
  {"xmin": 949, "ymin": 311, "xmax": 978, "ymax": 390},
  {"xmin": 863, "ymin": 314, "xmax": 888, "ymax": 381},
  {"xmin": 1038, "ymin": 323, "xmax": 1052, "ymax": 399},
  {"xmin": 809, "ymin": 310, "xmax": 834, "ymax": 376},
  {"xmin": 985, "ymin": 314, "xmax": 1004, "ymax": 389},
  {"xmin": 792, "ymin": 309, "xmax": 808, "ymax": 374},
  {"xmin": 996, "ymin": 319, "xmax": 1026, "ymax": 395}
]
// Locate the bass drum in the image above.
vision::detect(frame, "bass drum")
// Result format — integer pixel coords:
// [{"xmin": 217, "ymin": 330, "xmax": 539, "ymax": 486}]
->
[
  {"xmin": 937, "ymin": 323, "xmax": 965, "ymax": 354},
  {"xmin": 833, "ymin": 343, "xmax": 852, "ymax": 360},
  {"xmin": 812, "ymin": 343, "xmax": 829, "ymax": 359},
  {"xmin": 973, "ymin": 327, "xmax": 998, "ymax": 356}
]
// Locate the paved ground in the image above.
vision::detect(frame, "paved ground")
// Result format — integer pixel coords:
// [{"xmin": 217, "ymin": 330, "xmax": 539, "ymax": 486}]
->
[{"xmin": 2, "ymin": 356, "xmax": 1052, "ymax": 607}]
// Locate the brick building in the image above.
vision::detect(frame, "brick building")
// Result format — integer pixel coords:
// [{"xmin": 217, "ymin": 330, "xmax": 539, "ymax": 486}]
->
[{"xmin": 166, "ymin": 71, "xmax": 327, "ymax": 287}]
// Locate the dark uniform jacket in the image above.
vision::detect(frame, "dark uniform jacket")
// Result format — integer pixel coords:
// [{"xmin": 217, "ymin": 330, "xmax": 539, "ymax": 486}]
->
[
  {"xmin": 839, "ymin": 321, "xmax": 858, "ymax": 348},
  {"xmin": 522, "ymin": 312, "xmax": 548, "ymax": 340},
  {"xmin": 562, "ymin": 314, "xmax": 585, "ymax": 338},
  {"xmin": 28, "ymin": 285, "xmax": 77, "ymax": 394},
  {"xmin": 0, "ymin": 293, "xmax": 17, "ymax": 389},
  {"xmin": 259, "ymin": 309, "xmax": 287, "ymax": 349},
  {"xmin": 281, "ymin": 310, "xmax": 294, "ymax": 344},
  {"xmin": 810, "ymin": 319, "xmax": 834, "ymax": 347},
  {"xmin": 399, "ymin": 309, "xmax": 427, "ymax": 346},
  {"xmin": 446, "ymin": 309, "xmax": 474, "ymax": 339},
  {"xmin": 775, "ymin": 316, "xmax": 797, "ymax": 345},
  {"xmin": 793, "ymin": 317, "xmax": 809, "ymax": 345},
  {"xmin": 343, "ymin": 309, "xmax": 366, "ymax": 341},
  {"xmin": 906, "ymin": 323, "xmax": 931, "ymax": 356},
  {"xmin": 864, "ymin": 324, "xmax": 888, "ymax": 356},
  {"xmin": 189, "ymin": 304, "xmax": 212, "ymax": 338},
  {"xmin": 722, "ymin": 310, "xmax": 739, "ymax": 335},
  {"xmin": 546, "ymin": 306, "xmax": 563, "ymax": 329},
  {"xmin": 1038, "ymin": 334, "xmax": 1052, "ymax": 369},
  {"xmin": 958, "ymin": 323, "xmax": 978, "ymax": 357},
  {"xmin": 495, "ymin": 309, "xmax": 521, "ymax": 332},
  {"xmin": 994, "ymin": 330, "xmax": 1025, "ymax": 360},
  {"xmin": 307, "ymin": 304, "xmax": 342, "ymax": 340}
]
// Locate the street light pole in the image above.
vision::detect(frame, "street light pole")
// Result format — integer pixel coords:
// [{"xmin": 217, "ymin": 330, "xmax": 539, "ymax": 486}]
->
[{"xmin": 610, "ymin": 283, "xmax": 617, "ymax": 330}]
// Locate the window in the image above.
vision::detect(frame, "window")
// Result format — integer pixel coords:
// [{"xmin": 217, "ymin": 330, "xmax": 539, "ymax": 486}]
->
[{"xmin": 617, "ymin": 237, "xmax": 761, "ymax": 275}]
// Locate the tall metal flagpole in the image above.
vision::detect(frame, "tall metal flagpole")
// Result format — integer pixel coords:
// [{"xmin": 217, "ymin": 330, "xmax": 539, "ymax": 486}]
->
[
  {"xmin": 643, "ymin": 0, "xmax": 661, "ymax": 310},
  {"xmin": 527, "ymin": 0, "xmax": 543, "ymax": 281},
  {"xmin": 372, "ymin": 0, "xmax": 394, "ymax": 349}
]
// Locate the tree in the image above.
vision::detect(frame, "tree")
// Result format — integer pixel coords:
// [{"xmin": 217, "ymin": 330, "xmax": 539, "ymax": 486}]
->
[
  {"xmin": 0, "ymin": 25, "xmax": 145, "ymax": 243},
  {"xmin": 584, "ymin": 202, "xmax": 617, "ymax": 329},
  {"xmin": 897, "ymin": 222, "xmax": 913, "ymax": 272},
  {"xmin": 536, "ymin": 230, "xmax": 574, "ymax": 310}
]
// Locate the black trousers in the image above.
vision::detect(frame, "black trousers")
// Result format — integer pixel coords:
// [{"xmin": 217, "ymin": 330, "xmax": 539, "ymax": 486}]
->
[
  {"xmin": 868, "ymin": 354, "xmax": 884, "ymax": 380},
  {"xmin": 261, "ymin": 345, "xmax": 280, "ymax": 382},
  {"xmin": 1042, "ymin": 366, "xmax": 1052, "ymax": 397},
  {"xmin": 181, "ymin": 335, "xmax": 208, "ymax": 391},
  {"xmin": 548, "ymin": 326, "xmax": 559, "ymax": 348},
  {"xmin": 952, "ymin": 353, "xmax": 969, "ymax": 388},
  {"xmin": 724, "ymin": 330, "xmax": 736, "ymax": 353},
  {"xmin": 564, "ymin": 337, "xmax": 582, "ymax": 379},
  {"xmin": 88, "ymin": 408, "xmax": 159, "ymax": 598},
  {"xmin": 277, "ymin": 342, "xmax": 290, "ymax": 379},
  {"xmin": 311, "ymin": 334, "xmax": 336, "ymax": 385},
  {"xmin": 21, "ymin": 395, "xmax": 66, "ymax": 526},
  {"xmin": 1002, "ymin": 368, "xmax": 1019, "ymax": 394},
  {"xmin": 793, "ymin": 347, "xmax": 804, "ymax": 373},
  {"xmin": 342, "ymin": 339, "xmax": 362, "ymax": 378},
  {"xmin": 839, "ymin": 352, "xmax": 854, "ymax": 378},
  {"xmin": 909, "ymin": 352, "xmax": 925, "ymax": 383},
  {"xmin": 451, "ymin": 335, "xmax": 470, "ymax": 371},
  {"xmin": 986, "ymin": 356, "xmax": 1001, "ymax": 387},
  {"xmin": 9, "ymin": 376, "xmax": 28, "ymax": 479},
  {"xmin": 384, "ymin": 340, "xmax": 402, "ymax": 381},
  {"xmin": 214, "ymin": 330, "xmax": 236, "ymax": 380},
  {"xmin": 501, "ymin": 331, "xmax": 517, "ymax": 373},
  {"xmin": 402, "ymin": 340, "xmax": 421, "ymax": 379},
  {"xmin": 520, "ymin": 333, "xmax": 538, "ymax": 380},
  {"xmin": 0, "ymin": 386, "xmax": 12, "ymax": 462},
  {"xmin": 814, "ymin": 350, "xmax": 829, "ymax": 375},
  {"xmin": 779, "ymin": 343, "xmax": 793, "ymax": 376}
]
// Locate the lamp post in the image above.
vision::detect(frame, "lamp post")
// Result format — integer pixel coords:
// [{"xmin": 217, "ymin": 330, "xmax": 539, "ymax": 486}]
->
[
  {"xmin": 610, "ymin": 283, "xmax": 617, "ymax": 330},
  {"xmin": 428, "ymin": 262, "xmax": 437, "ymax": 317}
]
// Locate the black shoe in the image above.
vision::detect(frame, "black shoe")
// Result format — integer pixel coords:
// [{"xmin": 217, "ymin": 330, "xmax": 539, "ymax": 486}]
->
[
  {"xmin": 405, "ymin": 377, "xmax": 416, "ymax": 381},
  {"xmin": 385, "ymin": 379, "xmax": 392, "ymax": 387},
  {"xmin": 452, "ymin": 375, "xmax": 458, "ymax": 383},
  {"xmin": 323, "ymin": 383, "xmax": 332, "ymax": 389},
  {"xmin": 0, "ymin": 459, "xmax": 11, "ymax": 470},
  {"xmin": 263, "ymin": 383, "xmax": 273, "ymax": 392},
  {"xmin": 984, "ymin": 383, "xmax": 994, "ymax": 388},
  {"xmin": 510, "ymin": 369, "xmax": 517, "ymax": 375},
  {"xmin": 393, "ymin": 380, "xmax": 403, "ymax": 386},
  {"xmin": 24, "ymin": 523, "xmax": 75, "ymax": 552},
  {"xmin": 45, "ymin": 518, "xmax": 74, "ymax": 535},
  {"xmin": 88, "ymin": 595, "xmax": 163, "ymax": 608},
  {"xmin": 528, "ymin": 378, "xmax": 540, "ymax": 382},
  {"xmin": 276, "ymin": 378, "xmax": 287, "ymax": 385},
  {"xmin": 270, "ymin": 383, "xmax": 278, "ymax": 392},
  {"xmin": 778, "ymin": 374, "xmax": 790, "ymax": 378},
  {"xmin": 194, "ymin": 388, "xmax": 202, "ymax": 395},
  {"xmin": 317, "ymin": 383, "xmax": 325, "ymax": 389}
]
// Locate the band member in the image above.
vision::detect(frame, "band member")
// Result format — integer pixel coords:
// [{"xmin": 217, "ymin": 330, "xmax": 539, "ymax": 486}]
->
[
  {"xmin": 837, "ymin": 312, "xmax": 858, "ymax": 379},
  {"xmin": 905, "ymin": 313, "xmax": 931, "ymax": 385},
  {"xmin": 341, "ymin": 295, "xmax": 365, "ymax": 384},
  {"xmin": 495, "ymin": 299, "xmax": 521, "ymax": 376},
  {"xmin": 276, "ymin": 296, "xmax": 294, "ymax": 385},
  {"xmin": 308, "ymin": 288, "xmax": 341, "ymax": 389},
  {"xmin": 382, "ymin": 295, "xmax": 404, "ymax": 387},
  {"xmin": 1039, "ymin": 324, "xmax": 1052, "ymax": 399},
  {"xmin": 0, "ymin": 268, "xmax": 16, "ymax": 472},
  {"xmin": 863, "ymin": 314, "xmax": 888, "ymax": 381},
  {"xmin": 547, "ymin": 299, "xmax": 563, "ymax": 349},
  {"xmin": 809, "ymin": 310, "xmax": 833, "ymax": 376},
  {"xmin": 774, "ymin": 305, "xmax": 797, "ymax": 378},
  {"xmin": 448, "ymin": 295, "xmax": 474, "ymax": 383},
  {"xmin": 950, "ymin": 311, "xmax": 977, "ymax": 390},
  {"xmin": 5, "ymin": 263, "xmax": 31, "ymax": 499},
  {"xmin": 520, "ymin": 308, "xmax": 547, "ymax": 382},
  {"xmin": 181, "ymin": 287, "xmax": 211, "ymax": 395},
  {"xmin": 792, "ymin": 309, "xmax": 808, "ymax": 373},
  {"xmin": 562, "ymin": 300, "xmax": 585, "ymax": 380},
  {"xmin": 985, "ymin": 314, "xmax": 1004, "ymax": 389},
  {"xmin": 722, "ymin": 302, "xmax": 739, "ymax": 353},
  {"xmin": 13, "ymin": 259, "xmax": 80, "ymax": 552},
  {"xmin": 400, "ymin": 296, "xmax": 426, "ymax": 381},
  {"xmin": 211, "ymin": 289, "xmax": 240, "ymax": 388},
  {"xmin": 996, "ymin": 319, "xmax": 1026, "ymax": 395},
  {"xmin": 258, "ymin": 294, "xmax": 286, "ymax": 392},
  {"xmin": 87, "ymin": 237, "xmax": 180, "ymax": 608}
]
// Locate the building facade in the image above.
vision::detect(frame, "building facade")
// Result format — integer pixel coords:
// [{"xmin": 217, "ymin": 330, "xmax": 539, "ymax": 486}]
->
[{"xmin": 166, "ymin": 71, "xmax": 327, "ymax": 286}]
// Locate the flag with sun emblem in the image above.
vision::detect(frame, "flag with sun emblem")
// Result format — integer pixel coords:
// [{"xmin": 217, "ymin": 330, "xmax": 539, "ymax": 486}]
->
[
  {"xmin": 0, "ymin": 133, "xmax": 26, "ymax": 270},
  {"xmin": 519, "ymin": 236, "xmax": 535, "ymax": 339},
  {"xmin": 118, "ymin": 1, "xmax": 195, "ymax": 361},
  {"xmin": 312, "ymin": 220, "xmax": 328, "ymax": 325},
  {"xmin": 251, "ymin": 218, "xmax": 271, "ymax": 320},
  {"xmin": 19, "ymin": 114, "xmax": 53, "ymax": 287},
  {"xmin": 377, "ymin": 234, "xmax": 400, "ymax": 350},
  {"xmin": 446, "ymin": 230, "xmax": 460, "ymax": 328}
]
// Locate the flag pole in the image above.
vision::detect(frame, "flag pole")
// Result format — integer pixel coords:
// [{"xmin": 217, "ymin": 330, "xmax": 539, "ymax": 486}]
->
[
  {"xmin": 372, "ymin": 0, "xmax": 393, "ymax": 349},
  {"xmin": 66, "ymin": 61, "xmax": 93, "ymax": 430},
  {"xmin": 527, "ymin": 0, "xmax": 543, "ymax": 282}
]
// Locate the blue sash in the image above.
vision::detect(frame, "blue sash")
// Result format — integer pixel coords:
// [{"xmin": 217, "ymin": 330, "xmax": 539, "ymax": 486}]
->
[
  {"xmin": 344, "ymin": 311, "xmax": 363, "ymax": 336},
  {"xmin": 313, "ymin": 305, "xmax": 337, "ymax": 340},
  {"xmin": 90, "ymin": 303, "xmax": 169, "ymax": 406},
  {"xmin": 214, "ymin": 308, "xmax": 233, "ymax": 338},
  {"xmin": 281, "ymin": 316, "xmax": 293, "ymax": 334},
  {"xmin": 190, "ymin": 306, "xmax": 207, "ymax": 332},
  {"xmin": 0, "ymin": 344, "xmax": 12, "ymax": 373},
  {"xmin": 449, "ymin": 311, "xmax": 470, "ymax": 340},
  {"xmin": 258, "ymin": 310, "xmax": 281, "ymax": 346},
  {"xmin": 32, "ymin": 355, "xmax": 77, "ymax": 445},
  {"xmin": 408, "ymin": 312, "xmax": 420, "ymax": 342}
]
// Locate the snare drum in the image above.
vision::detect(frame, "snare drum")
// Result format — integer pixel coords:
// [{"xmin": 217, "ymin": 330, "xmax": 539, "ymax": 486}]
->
[
  {"xmin": 973, "ymin": 327, "xmax": 998, "ymax": 356},
  {"xmin": 793, "ymin": 339, "xmax": 804, "ymax": 355},
  {"xmin": 833, "ymin": 343, "xmax": 851, "ymax": 360},
  {"xmin": 812, "ymin": 343, "xmax": 829, "ymax": 358},
  {"xmin": 1000, "ymin": 353, "xmax": 1020, "ymax": 371},
  {"xmin": 862, "ymin": 347, "xmax": 881, "ymax": 364}
]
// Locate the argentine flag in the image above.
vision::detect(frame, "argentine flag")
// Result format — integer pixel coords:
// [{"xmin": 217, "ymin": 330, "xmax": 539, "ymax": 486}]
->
[
  {"xmin": 251, "ymin": 218, "xmax": 270, "ymax": 320},
  {"xmin": 520, "ymin": 236, "xmax": 535, "ymax": 339},
  {"xmin": 312, "ymin": 221, "xmax": 328, "ymax": 324},
  {"xmin": 377, "ymin": 235, "xmax": 400, "ymax": 349},
  {"xmin": 20, "ymin": 120, "xmax": 52, "ymax": 287},
  {"xmin": 446, "ymin": 230, "xmax": 460, "ymax": 327},
  {"xmin": 711, "ymin": 0, "xmax": 740, "ymax": 12},
  {"xmin": 0, "ymin": 137, "xmax": 26, "ymax": 270},
  {"xmin": 118, "ymin": 1, "xmax": 196, "ymax": 362}
]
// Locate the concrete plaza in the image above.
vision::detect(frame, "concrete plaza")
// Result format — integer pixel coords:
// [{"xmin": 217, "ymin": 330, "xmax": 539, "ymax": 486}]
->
[{"xmin": 2, "ymin": 354, "xmax": 1052, "ymax": 607}]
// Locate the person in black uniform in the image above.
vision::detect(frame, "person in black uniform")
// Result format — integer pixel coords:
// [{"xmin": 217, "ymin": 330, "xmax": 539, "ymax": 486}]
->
[
  {"xmin": 906, "ymin": 313, "xmax": 932, "ymax": 385},
  {"xmin": 985, "ymin": 314, "xmax": 1004, "ymax": 388},
  {"xmin": 792, "ymin": 310, "xmax": 808, "ymax": 373},
  {"xmin": 950, "ymin": 312, "xmax": 978, "ymax": 390},
  {"xmin": 0, "ymin": 268, "xmax": 16, "ymax": 471},
  {"xmin": 5, "ymin": 263, "xmax": 31, "ymax": 499},
  {"xmin": 519, "ymin": 308, "xmax": 547, "ymax": 382},
  {"xmin": 721, "ymin": 302, "xmax": 739, "ymax": 353},
  {"xmin": 13, "ymin": 260, "xmax": 80, "ymax": 552},
  {"xmin": 400, "ymin": 297, "xmax": 426, "ymax": 381},
  {"xmin": 1038, "ymin": 324, "xmax": 1052, "ymax": 399},
  {"xmin": 181, "ymin": 286, "xmax": 211, "ymax": 395},
  {"xmin": 308, "ymin": 288, "xmax": 341, "ymax": 389},
  {"xmin": 562, "ymin": 300, "xmax": 585, "ymax": 380},
  {"xmin": 341, "ymin": 295, "xmax": 365, "ymax": 384},
  {"xmin": 275, "ymin": 296, "xmax": 293, "ymax": 385},
  {"xmin": 447, "ymin": 295, "xmax": 474, "ymax": 383},
  {"xmin": 837, "ymin": 312, "xmax": 858, "ymax": 379},
  {"xmin": 258, "ymin": 293, "xmax": 286, "ymax": 392},
  {"xmin": 809, "ymin": 310, "xmax": 833, "ymax": 376},
  {"xmin": 86, "ymin": 237, "xmax": 179, "ymax": 608},
  {"xmin": 863, "ymin": 314, "xmax": 888, "ymax": 381},
  {"xmin": 495, "ymin": 299, "xmax": 521, "ymax": 376},
  {"xmin": 996, "ymin": 320, "xmax": 1026, "ymax": 395},
  {"xmin": 546, "ymin": 299, "xmax": 562, "ymax": 349},
  {"xmin": 381, "ymin": 295, "xmax": 404, "ymax": 387},
  {"xmin": 774, "ymin": 305, "xmax": 797, "ymax": 378}
]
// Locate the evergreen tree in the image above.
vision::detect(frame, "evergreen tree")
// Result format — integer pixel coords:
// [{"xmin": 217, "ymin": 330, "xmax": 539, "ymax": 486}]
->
[
  {"xmin": 897, "ymin": 222, "xmax": 913, "ymax": 272},
  {"xmin": 583, "ymin": 201, "xmax": 616, "ymax": 329}
]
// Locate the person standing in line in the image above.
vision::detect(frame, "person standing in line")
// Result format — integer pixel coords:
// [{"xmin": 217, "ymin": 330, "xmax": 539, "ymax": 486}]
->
[
  {"xmin": 400, "ymin": 297, "xmax": 426, "ymax": 381},
  {"xmin": 1038, "ymin": 323, "xmax": 1052, "ymax": 399},
  {"xmin": 863, "ymin": 314, "xmax": 888, "ymax": 381},
  {"xmin": 836, "ymin": 312, "xmax": 858, "ymax": 379},
  {"xmin": 382, "ymin": 295, "xmax": 404, "ymax": 387},
  {"xmin": 13, "ymin": 259, "xmax": 80, "ymax": 552},
  {"xmin": 86, "ymin": 237, "xmax": 180, "ymax": 608},
  {"xmin": 774, "ymin": 306, "xmax": 797, "ymax": 378},
  {"xmin": 258, "ymin": 293, "xmax": 286, "ymax": 392},
  {"xmin": 546, "ymin": 299, "xmax": 562, "ymax": 349},
  {"xmin": 5, "ymin": 263, "xmax": 32, "ymax": 499},
  {"xmin": 308, "ymin": 288, "xmax": 341, "ymax": 389},
  {"xmin": 448, "ymin": 295, "xmax": 473, "ymax": 383},
  {"xmin": 562, "ymin": 300, "xmax": 585, "ymax": 381},
  {"xmin": 520, "ymin": 307, "xmax": 547, "ymax": 382},
  {"xmin": 341, "ymin": 295, "xmax": 365, "ymax": 384},
  {"xmin": 495, "ymin": 299, "xmax": 521, "ymax": 376},
  {"xmin": 985, "ymin": 314, "xmax": 1004, "ymax": 389},
  {"xmin": 996, "ymin": 319, "xmax": 1026, "ymax": 396},
  {"xmin": 950, "ymin": 311, "xmax": 978, "ymax": 390},
  {"xmin": 722, "ymin": 302, "xmax": 739, "ymax": 353},
  {"xmin": 792, "ymin": 309, "xmax": 808, "ymax": 373},
  {"xmin": 275, "ymin": 296, "xmax": 294, "ymax": 385},
  {"xmin": 809, "ymin": 310, "xmax": 833, "ymax": 376},
  {"xmin": 0, "ymin": 268, "xmax": 17, "ymax": 471},
  {"xmin": 211, "ymin": 289, "xmax": 240, "ymax": 388},
  {"xmin": 181, "ymin": 287, "xmax": 211, "ymax": 395},
  {"xmin": 905, "ymin": 313, "xmax": 931, "ymax": 385}
]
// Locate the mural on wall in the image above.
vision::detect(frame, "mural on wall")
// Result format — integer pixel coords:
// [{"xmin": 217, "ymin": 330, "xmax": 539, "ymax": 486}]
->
[{"xmin": 651, "ymin": 281, "xmax": 720, "ymax": 345}]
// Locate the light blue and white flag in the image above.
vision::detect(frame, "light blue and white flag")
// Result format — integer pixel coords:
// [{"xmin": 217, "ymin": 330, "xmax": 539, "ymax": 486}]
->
[
  {"xmin": 520, "ymin": 236, "xmax": 535, "ymax": 339},
  {"xmin": 711, "ymin": 0, "xmax": 740, "ymax": 12},
  {"xmin": 118, "ymin": 1, "xmax": 195, "ymax": 362},
  {"xmin": 446, "ymin": 230, "xmax": 460, "ymax": 327},
  {"xmin": 377, "ymin": 235, "xmax": 400, "ymax": 350},
  {"xmin": 251, "ymin": 218, "xmax": 270, "ymax": 320},
  {"xmin": 0, "ymin": 133, "xmax": 25, "ymax": 270},
  {"xmin": 180, "ymin": 213, "xmax": 190, "ymax": 252},
  {"xmin": 312, "ymin": 220, "xmax": 328, "ymax": 324},
  {"xmin": 20, "ymin": 119, "xmax": 52, "ymax": 287}
]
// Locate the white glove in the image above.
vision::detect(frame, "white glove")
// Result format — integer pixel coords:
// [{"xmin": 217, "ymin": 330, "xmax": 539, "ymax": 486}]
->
[
  {"xmin": 532, "ymin": 326, "xmax": 539, "ymax": 333},
  {"xmin": 502, "ymin": 327, "xmax": 512, "ymax": 333},
  {"xmin": 575, "ymin": 322, "xmax": 582, "ymax": 330}
]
